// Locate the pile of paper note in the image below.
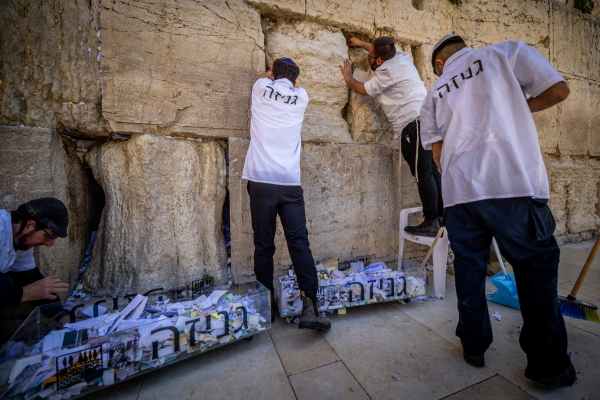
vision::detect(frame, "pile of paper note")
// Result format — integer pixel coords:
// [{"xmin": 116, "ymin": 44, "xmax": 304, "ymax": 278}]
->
[
  {"xmin": 0, "ymin": 288, "xmax": 269, "ymax": 400},
  {"xmin": 277, "ymin": 261, "xmax": 426, "ymax": 317}
]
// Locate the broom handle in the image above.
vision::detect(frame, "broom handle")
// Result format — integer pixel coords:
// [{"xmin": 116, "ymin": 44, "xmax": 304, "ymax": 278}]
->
[
  {"xmin": 492, "ymin": 238, "xmax": 507, "ymax": 277},
  {"xmin": 569, "ymin": 235, "xmax": 600, "ymax": 299},
  {"xmin": 420, "ymin": 227, "xmax": 446, "ymax": 268}
]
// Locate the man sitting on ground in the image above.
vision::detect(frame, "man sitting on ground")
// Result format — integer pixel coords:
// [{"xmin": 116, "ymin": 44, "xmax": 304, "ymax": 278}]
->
[{"xmin": 1, "ymin": 198, "xmax": 70, "ymax": 309}]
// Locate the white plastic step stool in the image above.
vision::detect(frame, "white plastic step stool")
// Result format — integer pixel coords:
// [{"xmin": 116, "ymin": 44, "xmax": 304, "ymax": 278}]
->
[{"xmin": 398, "ymin": 206, "xmax": 449, "ymax": 299}]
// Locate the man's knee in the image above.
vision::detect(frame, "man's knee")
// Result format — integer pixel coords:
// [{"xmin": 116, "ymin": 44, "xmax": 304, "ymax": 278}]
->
[{"xmin": 0, "ymin": 273, "xmax": 13, "ymax": 288}]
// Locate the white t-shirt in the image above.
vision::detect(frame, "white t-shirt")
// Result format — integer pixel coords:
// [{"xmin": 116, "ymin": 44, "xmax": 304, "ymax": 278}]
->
[
  {"xmin": 242, "ymin": 77, "xmax": 309, "ymax": 185},
  {"xmin": 420, "ymin": 41, "xmax": 566, "ymax": 208},
  {"xmin": 364, "ymin": 52, "xmax": 427, "ymax": 134},
  {"xmin": 0, "ymin": 210, "xmax": 36, "ymax": 274}
]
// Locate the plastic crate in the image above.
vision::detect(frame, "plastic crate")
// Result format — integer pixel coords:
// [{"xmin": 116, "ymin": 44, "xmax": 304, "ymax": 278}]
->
[{"xmin": 0, "ymin": 269, "xmax": 270, "ymax": 399}]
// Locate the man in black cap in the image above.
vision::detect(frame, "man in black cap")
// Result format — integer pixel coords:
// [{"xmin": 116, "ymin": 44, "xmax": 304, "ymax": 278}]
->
[
  {"xmin": 0, "ymin": 198, "xmax": 70, "ymax": 309},
  {"xmin": 340, "ymin": 36, "xmax": 442, "ymax": 237},
  {"xmin": 420, "ymin": 34, "xmax": 574, "ymax": 388}
]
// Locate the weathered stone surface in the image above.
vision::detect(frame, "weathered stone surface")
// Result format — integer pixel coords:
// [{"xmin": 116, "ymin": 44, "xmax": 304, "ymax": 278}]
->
[
  {"xmin": 265, "ymin": 21, "xmax": 351, "ymax": 144},
  {"xmin": 230, "ymin": 138, "xmax": 399, "ymax": 275},
  {"xmin": 375, "ymin": 0, "xmax": 453, "ymax": 45},
  {"xmin": 453, "ymin": 0, "xmax": 550, "ymax": 58},
  {"xmin": 548, "ymin": 156, "xmax": 600, "ymax": 239},
  {"xmin": 589, "ymin": 82, "xmax": 600, "ymax": 157},
  {"xmin": 100, "ymin": 0, "xmax": 264, "ymax": 138},
  {"xmin": 347, "ymin": 48, "xmax": 394, "ymax": 146},
  {"xmin": 557, "ymin": 79, "xmax": 590, "ymax": 156},
  {"xmin": 0, "ymin": 0, "xmax": 107, "ymax": 137},
  {"xmin": 533, "ymin": 105, "xmax": 559, "ymax": 154},
  {"xmin": 412, "ymin": 44, "xmax": 437, "ymax": 92},
  {"xmin": 0, "ymin": 126, "xmax": 103, "ymax": 289},
  {"xmin": 552, "ymin": 1, "xmax": 600, "ymax": 82},
  {"xmin": 84, "ymin": 134, "xmax": 227, "ymax": 292},
  {"xmin": 306, "ymin": 0, "xmax": 378, "ymax": 37},
  {"xmin": 247, "ymin": 0, "xmax": 306, "ymax": 20}
]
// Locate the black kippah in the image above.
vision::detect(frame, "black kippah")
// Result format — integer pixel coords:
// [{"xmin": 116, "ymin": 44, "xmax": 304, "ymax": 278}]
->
[{"xmin": 373, "ymin": 36, "xmax": 394, "ymax": 46}]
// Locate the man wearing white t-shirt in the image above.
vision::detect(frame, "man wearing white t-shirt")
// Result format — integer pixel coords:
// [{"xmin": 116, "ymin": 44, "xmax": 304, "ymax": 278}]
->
[
  {"xmin": 1, "ymin": 198, "xmax": 70, "ymax": 309},
  {"xmin": 340, "ymin": 36, "xmax": 443, "ymax": 237},
  {"xmin": 243, "ymin": 58, "xmax": 331, "ymax": 331},
  {"xmin": 420, "ymin": 35, "xmax": 574, "ymax": 388}
]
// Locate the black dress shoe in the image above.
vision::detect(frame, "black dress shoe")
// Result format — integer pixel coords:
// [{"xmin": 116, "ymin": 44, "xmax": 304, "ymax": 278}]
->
[
  {"xmin": 404, "ymin": 218, "xmax": 441, "ymax": 238},
  {"xmin": 525, "ymin": 362, "xmax": 577, "ymax": 388},
  {"xmin": 463, "ymin": 351, "xmax": 485, "ymax": 368}
]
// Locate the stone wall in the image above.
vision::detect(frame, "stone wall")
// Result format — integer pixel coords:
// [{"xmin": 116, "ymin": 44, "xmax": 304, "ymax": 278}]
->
[
  {"xmin": 0, "ymin": 0, "xmax": 599, "ymax": 295},
  {"xmin": 83, "ymin": 134, "xmax": 227, "ymax": 292},
  {"xmin": 0, "ymin": 126, "xmax": 103, "ymax": 288}
]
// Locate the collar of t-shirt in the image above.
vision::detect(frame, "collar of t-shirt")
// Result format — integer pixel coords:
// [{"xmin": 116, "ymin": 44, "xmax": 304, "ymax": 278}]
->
[
  {"xmin": 0, "ymin": 210, "xmax": 17, "ymax": 273},
  {"xmin": 441, "ymin": 47, "xmax": 474, "ymax": 74}
]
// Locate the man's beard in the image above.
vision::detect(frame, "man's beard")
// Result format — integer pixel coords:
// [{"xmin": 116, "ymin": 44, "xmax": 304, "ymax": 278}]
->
[
  {"xmin": 370, "ymin": 63, "xmax": 377, "ymax": 71},
  {"xmin": 14, "ymin": 230, "xmax": 36, "ymax": 251}
]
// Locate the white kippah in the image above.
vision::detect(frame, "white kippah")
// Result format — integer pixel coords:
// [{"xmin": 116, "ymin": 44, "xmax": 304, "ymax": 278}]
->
[{"xmin": 433, "ymin": 34, "xmax": 459, "ymax": 53}]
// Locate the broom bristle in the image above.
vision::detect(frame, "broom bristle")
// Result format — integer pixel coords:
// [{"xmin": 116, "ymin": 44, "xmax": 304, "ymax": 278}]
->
[{"xmin": 559, "ymin": 299, "xmax": 600, "ymax": 323}]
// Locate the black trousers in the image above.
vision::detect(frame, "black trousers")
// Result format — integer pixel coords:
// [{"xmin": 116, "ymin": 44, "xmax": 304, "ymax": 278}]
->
[
  {"xmin": 247, "ymin": 181, "xmax": 318, "ymax": 302},
  {"xmin": 400, "ymin": 120, "xmax": 443, "ymax": 220},
  {"xmin": 0, "ymin": 267, "xmax": 60, "ymax": 309},
  {"xmin": 445, "ymin": 197, "xmax": 571, "ymax": 376}
]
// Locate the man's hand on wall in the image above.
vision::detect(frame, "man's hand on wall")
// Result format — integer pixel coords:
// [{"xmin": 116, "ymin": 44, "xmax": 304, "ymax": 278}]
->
[
  {"xmin": 346, "ymin": 37, "xmax": 371, "ymax": 52},
  {"xmin": 340, "ymin": 59, "xmax": 368, "ymax": 96},
  {"xmin": 256, "ymin": 69, "xmax": 273, "ymax": 82},
  {"xmin": 339, "ymin": 59, "xmax": 353, "ymax": 82},
  {"xmin": 21, "ymin": 277, "xmax": 69, "ymax": 302}
]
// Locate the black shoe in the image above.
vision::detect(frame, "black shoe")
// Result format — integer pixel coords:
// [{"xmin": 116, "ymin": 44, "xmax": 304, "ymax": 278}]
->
[
  {"xmin": 463, "ymin": 351, "xmax": 485, "ymax": 368},
  {"xmin": 404, "ymin": 217, "xmax": 441, "ymax": 238},
  {"xmin": 525, "ymin": 363, "xmax": 577, "ymax": 389},
  {"xmin": 298, "ymin": 292, "xmax": 331, "ymax": 331}
]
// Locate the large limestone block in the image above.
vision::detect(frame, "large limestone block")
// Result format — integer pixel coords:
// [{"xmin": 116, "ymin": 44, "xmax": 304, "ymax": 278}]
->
[
  {"xmin": 453, "ymin": 0, "xmax": 550, "ymax": 58},
  {"xmin": 247, "ymin": 0, "xmax": 307, "ymax": 20},
  {"xmin": 0, "ymin": 126, "xmax": 103, "ymax": 289},
  {"xmin": 100, "ymin": 0, "xmax": 264, "ymax": 138},
  {"xmin": 84, "ymin": 134, "xmax": 227, "ymax": 292},
  {"xmin": 375, "ymin": 0, "xmax": 453, "ymax": 45},
  {"xmin": 412, "ymin": 44, "xmax": 437, "ymax": 92},
  {"xmin": 552, "ymin": 1, "xmax": 600, "ymax": 82},
  {"xmin": 0, "ymin": 0, "xmax": 107, "ymax": 137},
  {"xmin": 534, "ymin": 106, "xmax": 558, "ymax": 154},
  {"xmin": 230, "ymin": 138, "xmax": 399, "ymax": 275},
  {"xmin": 589, "ymin": 83, "xmax": 600, "ymax": 157},
  {"xmin": 548, "ymin": 156, "xmax": 600, "ymax": 237},
  {"xmin": 306, "ymin": 0, "xmax": 378, "ymax": 36},
  {"xmin": 265, "ymin": 21, "xmax": 352, "ymax": 144},
  {"xmin": 557, "ymin": 79, "xmax": 590, "ymax": 156},
  {"xmin": 347, "ymin": 48, "xmax": 395, "ymax": 145}
]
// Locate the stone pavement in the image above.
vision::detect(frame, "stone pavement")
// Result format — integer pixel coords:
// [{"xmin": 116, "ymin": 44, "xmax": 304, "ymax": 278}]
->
[{"xmin": 83, "ymin": 240, "xmax": 600, "ymax": 400}]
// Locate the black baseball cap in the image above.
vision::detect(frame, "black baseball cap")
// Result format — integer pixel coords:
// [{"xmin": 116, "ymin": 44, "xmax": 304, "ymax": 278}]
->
[{"xmin": 15, "ymin": 198, "xmax": 69, "ymax": 237}]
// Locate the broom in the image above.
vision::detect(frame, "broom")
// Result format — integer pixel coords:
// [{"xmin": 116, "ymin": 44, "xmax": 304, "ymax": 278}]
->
[{"xmin": 558, "ymin": 235, "xmax": 600, "ymax": 323}]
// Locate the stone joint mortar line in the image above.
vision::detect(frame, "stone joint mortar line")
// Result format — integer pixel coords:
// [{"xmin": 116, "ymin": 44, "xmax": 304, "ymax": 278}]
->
[
  {"xmin": 319, "ymin": 330, "xmax": 373, "ymax": 400},
  {"xmin": 267, "ymin": 330, "xmax": 299, "ymax": 399},
  {"xmin": 437, "ymin": 373, "xmax": 500, "ymax": 400}
]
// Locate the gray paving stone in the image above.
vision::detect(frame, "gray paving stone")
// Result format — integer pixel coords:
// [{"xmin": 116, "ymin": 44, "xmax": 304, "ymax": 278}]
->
[{"xmin": 289, "ymin": 361, "xmax": 370, "ymax": 400}]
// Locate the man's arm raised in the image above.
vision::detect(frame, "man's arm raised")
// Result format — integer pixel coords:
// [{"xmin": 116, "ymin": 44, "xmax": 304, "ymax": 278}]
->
[
  {"xmin": 256, "ymin": 69, "xmax": 273, "ymax": 82},
  {"xmin": 347, "ymin": 37, "xmax": 372, "ymax": 52},
  {"xmin": 339, "ymin": 59, "xmax": 367, "ymax": 96}
]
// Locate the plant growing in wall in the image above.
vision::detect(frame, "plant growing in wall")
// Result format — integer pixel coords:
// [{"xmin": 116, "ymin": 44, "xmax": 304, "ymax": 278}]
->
[
  {"xmin": 573, "ymin": 0, "xmax": 595, "ymax": 14},
  {"xmin": 448, "ymin": 0, "xmax": 462, "ymax": 5}
]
